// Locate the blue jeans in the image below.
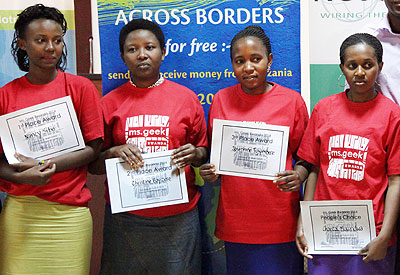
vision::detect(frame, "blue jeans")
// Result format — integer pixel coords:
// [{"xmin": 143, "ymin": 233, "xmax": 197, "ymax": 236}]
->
[{"xmin": 100, "ymin": 205, "xmax": 201, "ymax": 275}]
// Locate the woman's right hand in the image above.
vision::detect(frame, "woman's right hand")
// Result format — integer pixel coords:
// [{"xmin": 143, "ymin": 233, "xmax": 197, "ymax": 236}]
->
[
  {"xmin": 15, "ymin": 161, "xmax": 56, "ymax": 186},
  {"xmin": 106, "ymin": 144, "xmax": 144, "ymax": 170},
  {"xmin": 296, "ymin": 217, "xmax": 313, "ymax": 259},
  {"xmin": 199, "ymin": 163, "xmax": 219, "ymax": 182}
]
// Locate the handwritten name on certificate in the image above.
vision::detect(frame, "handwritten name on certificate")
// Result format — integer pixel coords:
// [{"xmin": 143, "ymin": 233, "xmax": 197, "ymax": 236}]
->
[
  {"xmin": 105, "ymin": 150, "xmax": 188, "ymax": 214},
  {"xmin": 0, "ymin": 96, "xmax": 85, "ymax": 164},
  {"xmin": 210, "ymin": 119, "xmax": 289, "ymax": 180},
  {"xmin": 300, "ymin": 200, "xmax": 376, "ymax": 255}
]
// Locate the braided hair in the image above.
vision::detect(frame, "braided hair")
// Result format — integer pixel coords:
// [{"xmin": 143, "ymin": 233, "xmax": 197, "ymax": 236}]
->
[
  {"xmin": 340, "ymin": 33, "xmax": 383, "ymax": 64},
  {"xmin": 230, "ymin": 25, "xmax": 272, "ymax": 58},
  {"xmin": 11, "ymin": 4, "xmax": 68, "ymax": 72}
]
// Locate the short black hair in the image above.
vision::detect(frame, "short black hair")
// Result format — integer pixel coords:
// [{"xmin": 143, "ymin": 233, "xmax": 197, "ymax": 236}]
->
[
  {"xmin": 230, "ymin": 25, "xmax": 272, "ymax": 59},
  {"xmin": 340, "ymin": 33, "xmax": 383, "ymax": 64},
  {"xmin": 119, "ymin": 19, "xmax": 165, "ymax": 53},
  {"xmin": 11, "ymin": 4, "xmax": 68, "ymax": 72}
]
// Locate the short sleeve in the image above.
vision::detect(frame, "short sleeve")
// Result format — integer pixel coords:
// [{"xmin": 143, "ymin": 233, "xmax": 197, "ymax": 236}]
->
[
  {"xmin": 69, "ymin": 76, "xmax": 104, "ymax": 143},
  {"xmin": 385, "ymin": 111, "xmax": 400, "ymax": 176},
  {"xmin": 297, "ymin": 104, "xmax": 321, "ymax": 166},
  {"xmin": 188, "ymin": 95, "xmax": 208, "ymax": 148},
  {"xmin": 289, "ymin": 95, "xmax": 309, "ymax": 156},
  {"xmin": 100, "ymin": 96, "xmax": 115, "ymax": 150}
]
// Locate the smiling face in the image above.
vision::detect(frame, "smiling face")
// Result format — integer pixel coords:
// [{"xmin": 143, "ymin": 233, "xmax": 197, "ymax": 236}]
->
[
  {"xmin": 18, "ymin": 18, "xmax": 63, "ymax": 73},
  {"xmin": 385, "ymin": 0, "xmax": 400, "ymax": 18},
  {"xmin": 231, "ymin": 36, "xmax": 273, "ymax": 95},
  {"xmin": 340, "ymin": 43, "xmax": 383, "ymax": 101},
  {"xmin": 121, "ymin": 29, "xmax": 165, "ymax": 87}
]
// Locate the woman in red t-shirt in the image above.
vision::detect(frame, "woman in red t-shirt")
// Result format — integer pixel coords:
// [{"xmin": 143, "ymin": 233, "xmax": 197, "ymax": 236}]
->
[
  {"xmin": 199, "ymin": 25, "xmax": 310, "ymax": 274},
  {"xmin": 89, "ymin": 19, "xmax": 208, "ymax": 274},
  {"xmin": 0, "ymin": 4, "xmax": 103, "ymax": 274},
  {"xmin": 296, "ymin": 33, "xmax": 400, "ymax": 274}
]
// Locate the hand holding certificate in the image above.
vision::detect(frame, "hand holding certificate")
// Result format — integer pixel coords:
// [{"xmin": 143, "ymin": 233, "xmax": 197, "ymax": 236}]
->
[
  {"xmin": 105, "ymin": 150, "xmax": 188, "ymax": 214},
  {"xmin": 300, "ymin": 200, "xmax": 376, "ymax": 255},
  {"xmin": 210, "ymin": 119, "xmax": 289, "ymax": 180},
  {"xmin": 0, "ymin": 96, "xmax": 85, "ymax": 164}
]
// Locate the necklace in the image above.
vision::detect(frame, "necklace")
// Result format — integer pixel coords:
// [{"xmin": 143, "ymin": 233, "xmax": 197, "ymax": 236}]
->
[{"xmin": 129, "ymin": 75, "xmax": 164, "ymax": 88}]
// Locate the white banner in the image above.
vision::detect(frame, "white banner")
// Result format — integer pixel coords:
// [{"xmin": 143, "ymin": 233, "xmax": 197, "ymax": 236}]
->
[{"xmin": 0, "ymin": 0, "xmax": 76, "ymax": 87}]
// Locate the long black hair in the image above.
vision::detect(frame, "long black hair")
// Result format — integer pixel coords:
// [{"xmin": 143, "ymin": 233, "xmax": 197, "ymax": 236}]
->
[{"xmin": 11, "ymin": 4, "xmax": 68, "ymax": 72}]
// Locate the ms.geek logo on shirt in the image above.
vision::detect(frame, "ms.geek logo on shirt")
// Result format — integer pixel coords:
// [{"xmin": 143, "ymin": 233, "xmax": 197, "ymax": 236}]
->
[
  {"xmin": 327, "ymin": 134, "xmax": 369, "ymax": 181},
  {"xmin": 125, "ymin": 115, "xmax": 170, "ymax": 152}
]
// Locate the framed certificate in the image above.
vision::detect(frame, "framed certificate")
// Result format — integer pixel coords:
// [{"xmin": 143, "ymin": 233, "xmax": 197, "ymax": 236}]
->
[
  {"xmin": 105, "ymin": 150, "xmax": 188, "ymax": 214},
  {"xmin": 0, "ymin": 96, "xmax": 85, "ymax": 164},
  {"xmin": 300, "ymin": 200, "xmax": 376, "ymax": 255},
  {"xmin": 210, "ymin": 119, "xmax": 289, "ymax": 180}
]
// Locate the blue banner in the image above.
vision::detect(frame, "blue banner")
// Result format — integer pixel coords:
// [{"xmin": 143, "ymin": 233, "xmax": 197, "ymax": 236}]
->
[{"xmin": 97, "ymin": 1, "xmax": 300, "ymax": 273}]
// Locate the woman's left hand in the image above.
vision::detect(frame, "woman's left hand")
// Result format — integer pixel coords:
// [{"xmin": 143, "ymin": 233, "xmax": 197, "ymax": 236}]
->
[
  {"xmin": 11, "ymin": 152, "xmax": 39, "ymax": 172},
  {"xmin": 171, "ymin": 144, "xmax": 198, "ymax": 168},
  {"xmin": 274, "ymin": 170, "xmax": 302, "ymax": 192},
  {"xmin": 358, "ymin": 237, "xmax": 389, "ymax": 263}
]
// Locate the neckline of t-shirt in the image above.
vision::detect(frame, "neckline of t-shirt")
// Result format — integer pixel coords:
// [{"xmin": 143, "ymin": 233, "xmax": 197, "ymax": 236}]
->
[
  {"xmin": 342, "ymin": 90, "xmax": 381, "ymax": 107},
  {"xmin": 126, "ymin": 78, "xmax": 167, "ymax": 92},
  {"xmin": 234, "ymin": 81, "xmax": 278, "ymax": 101},
  {"xmin": 22, "ymin": 70, "xmax": 62, "ymax": 87}
]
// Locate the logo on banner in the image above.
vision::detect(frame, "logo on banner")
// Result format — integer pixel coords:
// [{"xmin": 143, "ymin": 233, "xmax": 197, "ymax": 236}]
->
[
  {"xmin": 125, "ymin": 115, "xmax": 170, "ymax": 153},
  {"xmin": 327, "ymin": 134, "xmax": 369, "ymax": 181},
  {"xmin": 316, "ymin": 0, "xmax": 384, "ymax": 22}
]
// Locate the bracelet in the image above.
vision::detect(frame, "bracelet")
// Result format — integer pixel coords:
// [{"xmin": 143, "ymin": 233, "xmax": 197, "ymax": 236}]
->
[{"xmin": 38, "ymin": 160, "xmax": 45, "ymax": 166}]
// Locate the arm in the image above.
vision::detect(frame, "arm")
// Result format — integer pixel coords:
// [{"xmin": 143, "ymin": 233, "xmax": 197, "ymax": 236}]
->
[
  {"xmin": 171, "ymin": 145, "xmax": 209, "ymax": 168},
  {"xmin": 199, "ymin": 163, "xmax": 219, "ymax": 183},
  {"xmin": 0, "ymin": 154, "xmax": 56, "ymax": 185},
  {"xmin": 274, "ymin": 159, "xmax": 312, "ymax": 192},
  {"xmin": 296, "ymin": 166, "xmax": 319, "ymax": 259},
  {"xmin": 89, "ymin": 144, "xmax": 144, "ymax": 175},
  {"xmin": 358, "ymin": 175, "xmax": 400, "ymax": 263},
  {"xmin": 12, "ymin": 138, "xmax": 103, "ymax": 173}
]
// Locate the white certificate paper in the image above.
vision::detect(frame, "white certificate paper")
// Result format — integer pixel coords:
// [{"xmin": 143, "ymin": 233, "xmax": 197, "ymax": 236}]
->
[
  {"xmin": 105, "ymin": 150, "xmax": 188, "ymax": 214},
  {"xmin": 301, "ymin": 200, "xmax": 376, "ymax": 255},
  {"xmin": 0, "ymin": 96, "xmax": 85, "ymax": 164},
  {"xmin": 210, "ymin": 119, "xmax": 289, "ymax": 180}
]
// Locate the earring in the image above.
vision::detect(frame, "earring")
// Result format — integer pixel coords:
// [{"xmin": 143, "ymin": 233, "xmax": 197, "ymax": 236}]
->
[
  {"xmin": 337, "ymin": 73, "xmax": 345, "ymax": 88},
  {"xmin": 267, "ymin": 66, "xmax": 271, "ymax": 73},
  {"xmin": 374, "ymin": 80, "xmax": 382, "ymax": 92}
]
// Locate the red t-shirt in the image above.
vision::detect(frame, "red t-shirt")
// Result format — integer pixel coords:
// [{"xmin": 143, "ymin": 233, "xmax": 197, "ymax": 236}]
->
[
  {"xmin": 298, "ymin": 92, "xmax": 400, "ymax": 242},
  {"xmin": 101, "ymin": 79, "xmax": 208, "ymax": 217},
  {"xmin": 0, "ymin": 71, "xmax": 104, "ymax": 206},
  {"xmin": 209, "ymin": 83, "xmax": 309, "ymax": 244}
]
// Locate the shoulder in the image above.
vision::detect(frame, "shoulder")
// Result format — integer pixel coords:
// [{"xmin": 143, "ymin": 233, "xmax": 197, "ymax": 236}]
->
[
  {"xmin": 213, "ymin": 84, "xmax": 239, "ymax": 100},
  {"xmin": 101, "ymin": 82, "xmax": 130, "ymax": 105},
  {"xmin": 63, "ymin": 72, "xmax": 94, "ymax": 86},
  {"xmin": 163, "ymin": 79, "xmax": 197, "ymax": 97},
  {"xmin": 162, "ymin": 80, "xmax": 202, "ymax": 106},
  {"xmin": 0, "ymin": 76, "xmax": 24, "ymax": 91},
  {"xmin": 377, "ymin": 94, "xmax": 400, "ymax": 116},
  {"xmin": 270, "ymin": 83, "xmax": 307, "ymax": 107},
  {"xmin": 314, "ymin": 93, "xmax": 342, "ymax": 110}
]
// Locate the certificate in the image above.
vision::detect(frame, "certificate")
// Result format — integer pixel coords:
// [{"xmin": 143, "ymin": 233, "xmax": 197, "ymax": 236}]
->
[
  {"xmin": 105, "ymin": 150, "xmax": 188, "ymax": 214},
  {"xmin": 300, "ymin": 200, "xmax": 376, "ymax": 255},
  {"xmin": 210, "ymin": 119, "xmax": 289, "ymax": 180},
  {"xmin": 0, "ymin": 96, "xmax": 85, "ymax": 164}
]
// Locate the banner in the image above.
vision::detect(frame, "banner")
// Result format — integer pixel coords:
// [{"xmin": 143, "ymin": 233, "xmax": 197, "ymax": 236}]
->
[
  {"xmin": 97, "ymin": 1, "xmax": 300, "ymax": 273},
  {"xmin": 0, "ymin": 0, "xmax": 76, "ymax": 88},
  {"xmin": 309, "ymin": 0, "xmax": 387, "ymax": 109}
]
